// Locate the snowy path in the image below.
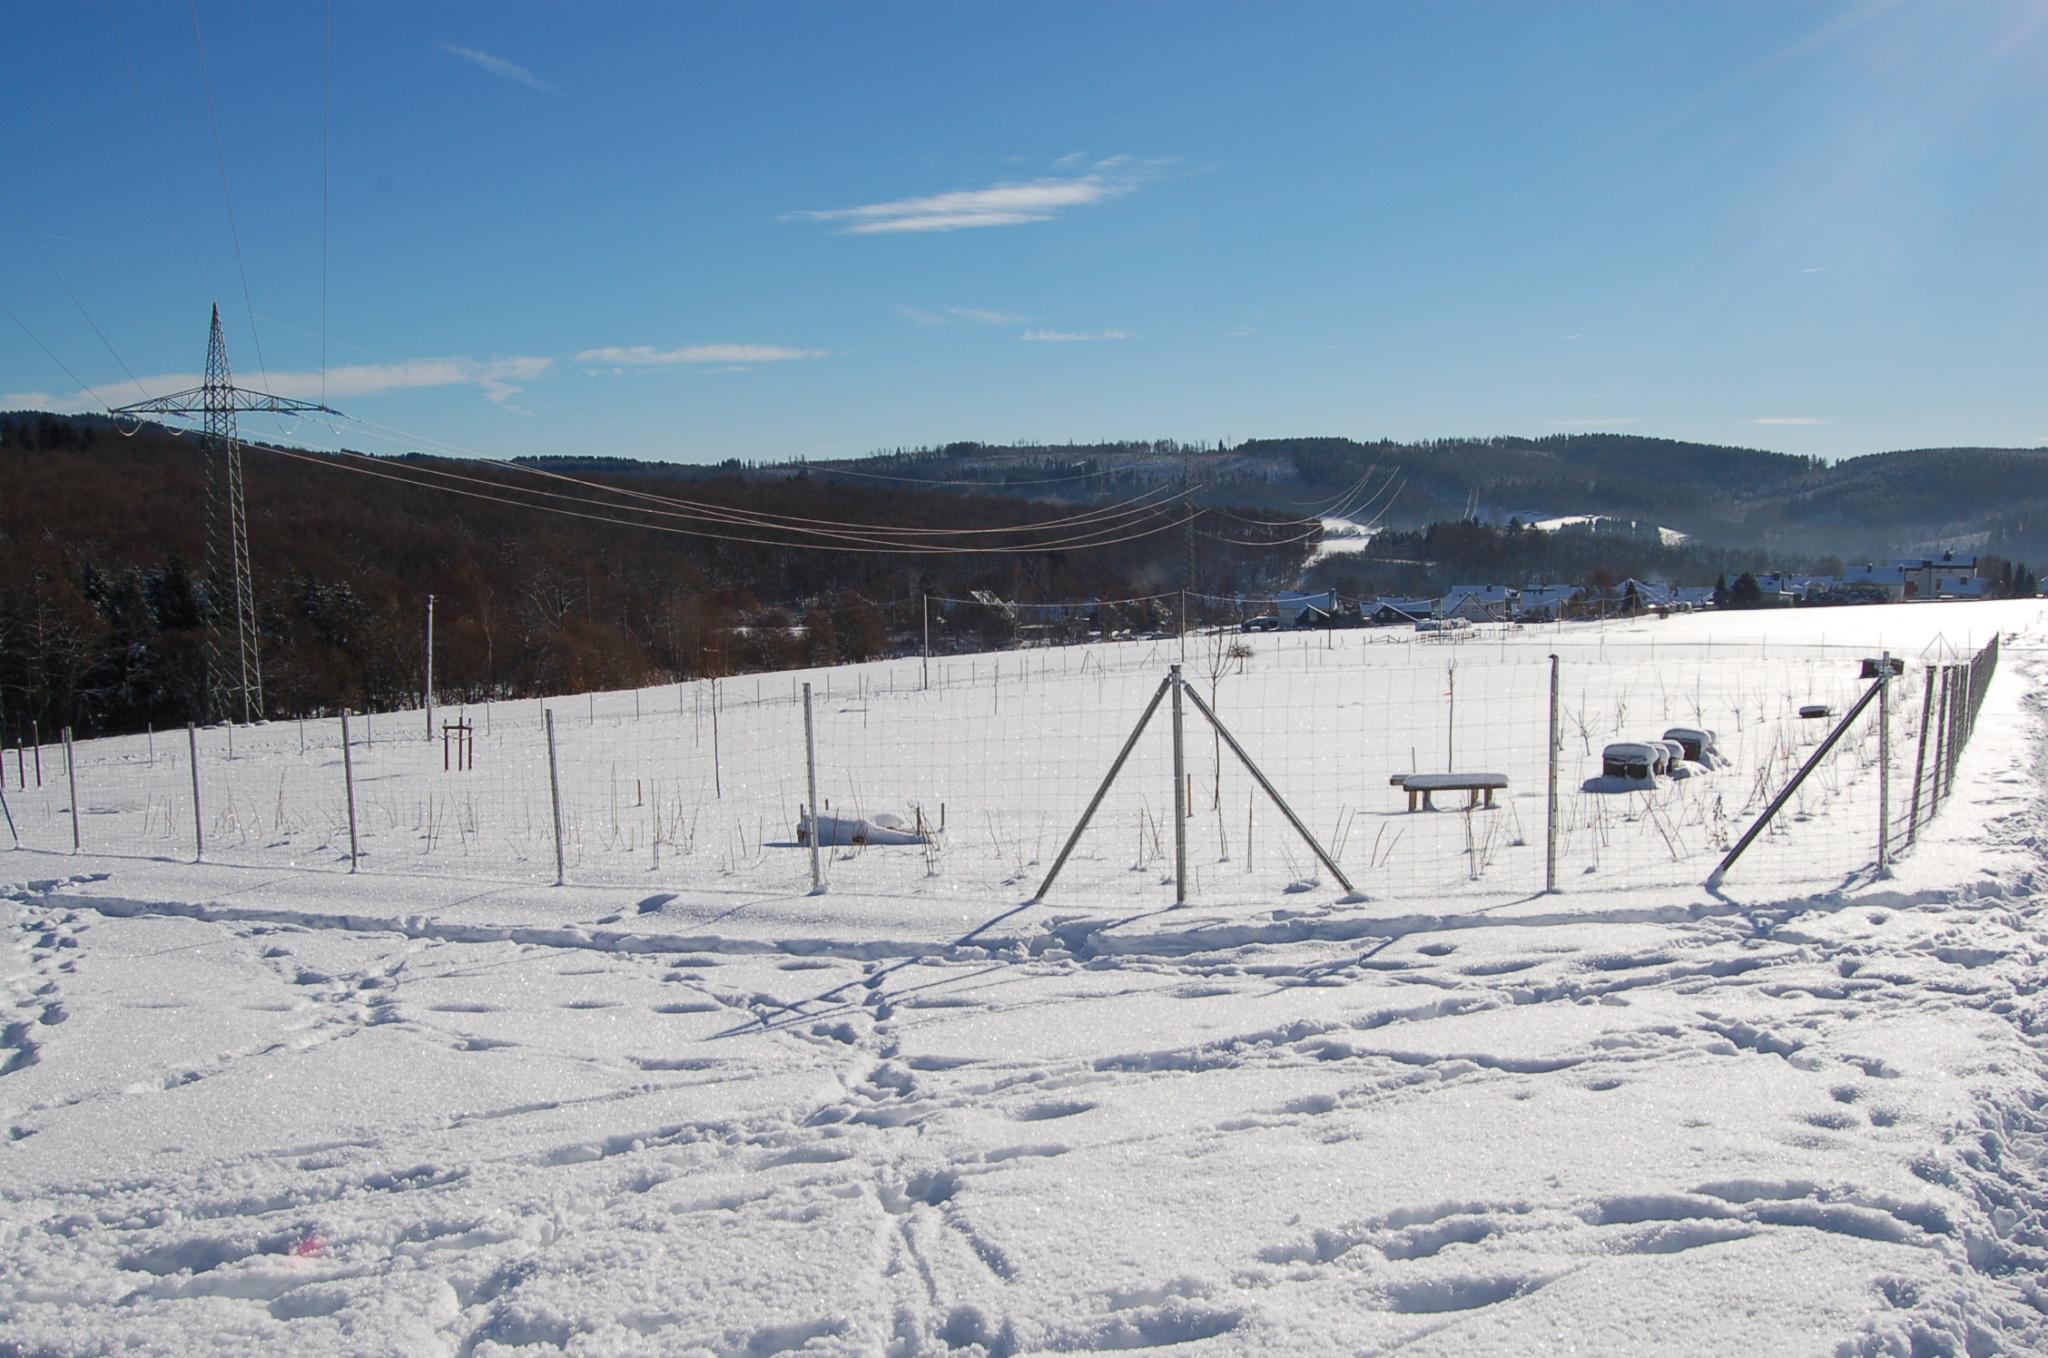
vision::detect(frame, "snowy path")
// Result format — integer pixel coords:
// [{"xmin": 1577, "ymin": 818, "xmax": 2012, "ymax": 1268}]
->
[{"xmin": 5, "ymin": 651, "xmax": 2048, "ymax": 1353}]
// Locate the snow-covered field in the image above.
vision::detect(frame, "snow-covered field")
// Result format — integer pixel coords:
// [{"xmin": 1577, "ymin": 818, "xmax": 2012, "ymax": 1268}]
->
[{"xmin": 4, "ymin": 602, "xmax": 2046, "ymax": 1355}]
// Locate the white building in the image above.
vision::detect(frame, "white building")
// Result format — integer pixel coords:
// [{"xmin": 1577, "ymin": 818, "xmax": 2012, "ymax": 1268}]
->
[{"xmin": 1442, "ymin": 585, "xmax": 1518, "ymax": 622}]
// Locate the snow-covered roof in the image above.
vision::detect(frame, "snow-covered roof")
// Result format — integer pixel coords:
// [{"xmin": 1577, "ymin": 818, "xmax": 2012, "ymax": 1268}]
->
[
  {"xmin": 1517, "ymin": 584, "xmax": 1581, "ymax": 610},
  {"xmin": 1619, "ymin": 578, "xmax": 1673, "ymax": 605}
]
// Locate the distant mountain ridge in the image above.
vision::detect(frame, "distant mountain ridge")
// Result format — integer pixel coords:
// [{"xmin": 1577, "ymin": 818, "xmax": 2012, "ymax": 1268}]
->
[{"xmin": 795, "ymin": 434, "xmax": 2048, "ymax": 560}]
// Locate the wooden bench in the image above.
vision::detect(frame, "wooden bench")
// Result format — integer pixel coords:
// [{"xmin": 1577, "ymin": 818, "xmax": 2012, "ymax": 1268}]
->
[{"xmin": 1391, "ymin": 771, "xmax": 1508, "ymax": 811}]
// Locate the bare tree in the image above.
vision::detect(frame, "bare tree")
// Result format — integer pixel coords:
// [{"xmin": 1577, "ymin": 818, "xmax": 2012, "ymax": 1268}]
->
[{"xmin": 1199, "ymin": 617, "xmax": 1253, "ymax": 808}]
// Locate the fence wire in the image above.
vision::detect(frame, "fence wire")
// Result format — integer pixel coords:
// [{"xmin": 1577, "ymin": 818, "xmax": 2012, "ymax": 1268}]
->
[{"xmin": 4, "ymin": 626, "xmax": 2008, "ymax": 909}]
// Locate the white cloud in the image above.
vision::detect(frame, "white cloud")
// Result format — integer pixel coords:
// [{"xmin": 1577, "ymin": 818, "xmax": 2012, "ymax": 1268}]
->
[
  {"xmin": 1544, "ymin": 417, "xmax": 1637, "ymax": 427},
  {"xmin": 2, "ymin": 391, "xmax": 55, "ymax": 409},
  {"xmin": 50, "ymin": 356, "xmax": 554, "ymax": 412},
  {"xmin": 792, "ymin": 157, "xmax": 1157, "ymax": 234},
  {"xmin": 574, "ymin": 344, "xmax": 825, "ymax": 367},
  {"xmin": 1556, "ymin": 333, "xmax": 1583, "ymax": 341},
  {"xmin": 437, "ymin": 43, "xmax": 557, "ymax": 94},
  {"xmin": 896, "ymin": 305, "xmax": 1026, "ymax": 327},
  {"xmin": 1751, "ymin": 416, "xmax": 1827, "ymax": 426},
  {"xmin": 948, "ymin": 307, "xmax": 1025, "ymax": 325},
  {"xmin": 1019, "ymin": 329, "xmax": 1132, "ymax": 343},
  {"xmin": 1801, "ymin": 266, "xmax": 1827, "ymax": 274}
]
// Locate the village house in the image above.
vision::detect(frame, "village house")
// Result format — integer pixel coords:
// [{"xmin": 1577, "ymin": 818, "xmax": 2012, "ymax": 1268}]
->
[
  {"xmin": 1441, "ymin": 584, "xmax": 1517, "ymax": 622},
  {"xmin": 1368, "ymin": 598, "xmax": 1436, "ymax": 626},
  {"xmin": 1516, "ymin": 584, "xmax": 1582, "ymax": 621}
]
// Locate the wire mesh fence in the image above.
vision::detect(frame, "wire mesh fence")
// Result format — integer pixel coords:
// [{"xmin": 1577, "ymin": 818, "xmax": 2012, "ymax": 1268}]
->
[{"xmin": 0, "ymin": 627, "xmax": 2009, "ymax": 908}]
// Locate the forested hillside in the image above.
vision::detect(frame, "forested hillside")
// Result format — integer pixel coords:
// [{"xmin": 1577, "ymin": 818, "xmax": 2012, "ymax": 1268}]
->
[
  {"xmin": 6, "ymin": 412, "xmax": 2037, "ymax": 738},
  {"xmin": 812, "ymin": 435, "xmax": 2048, "ymax": 558},
  {"xmin": 0, "ymin": 415, "xmax": 1299, "ymax": 737}
]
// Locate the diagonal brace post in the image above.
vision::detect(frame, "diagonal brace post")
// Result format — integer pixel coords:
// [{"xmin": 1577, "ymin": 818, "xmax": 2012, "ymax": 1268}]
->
[
  {"xmin": 1178, "ymin": 678, "xmax": 1358, "ymax": 898},
  {"xmin": 1707, "ymin": 672, "xmax": 1885, "ymax": 890},
  {"xmin": 1032, "ymin": 674, "xmax": 1174, "ymax": 904}
]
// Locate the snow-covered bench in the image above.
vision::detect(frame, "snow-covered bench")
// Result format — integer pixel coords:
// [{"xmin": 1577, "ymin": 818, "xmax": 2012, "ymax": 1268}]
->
[{"xmin": 1391, "ymin": 772, "xmax": 1508, "ymax": 812}]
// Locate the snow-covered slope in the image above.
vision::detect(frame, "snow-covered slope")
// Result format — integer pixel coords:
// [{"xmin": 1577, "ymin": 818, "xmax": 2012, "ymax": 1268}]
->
[
  {"xmin": 3, "ymin": 607, "xmax": 2047, "ymax": 1355},
  {"xmin": 1532, "ymin": 514, "xmax": 1691, "ymax": 547}
]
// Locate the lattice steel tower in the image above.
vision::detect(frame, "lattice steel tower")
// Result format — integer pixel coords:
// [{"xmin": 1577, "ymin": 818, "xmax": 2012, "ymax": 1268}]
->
[{"xmin": 114, "ymin": 305, "xmax": 338, "ymax": 724}]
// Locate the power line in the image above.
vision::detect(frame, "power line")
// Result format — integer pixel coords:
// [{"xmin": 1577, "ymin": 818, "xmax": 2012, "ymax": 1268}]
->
[
  {"xmin": 329, "ymin": 413, "xmax": 1187, "ymax": 541},
  {"xmin": 799, "ymin": 459, "xmax": 1136, "ymax": 487},
  {"xmin": 151, "ymin": 415, "xmax": 1199, "ymax": 557},
  {"xmin": 0, "ymin": 187, "xmax": 153, "ymax": 405},
  {"xmin": 187, "ymin": 0, "xmax": 270, "ymax": 387},
  {"xmin": 0, "ymin": 296, "xmax": 115, "ymax": 412},
  {"xmin": 101, "ymin": 0, "xmax": 216, "ymax": 300},
  {"xmin": 320, "ymin": 0, "xmax": 331, "ymax": 407}
]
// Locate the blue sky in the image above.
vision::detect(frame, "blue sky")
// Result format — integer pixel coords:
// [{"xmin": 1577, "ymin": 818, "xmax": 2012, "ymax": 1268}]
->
[{"xmin": 5, "ymin": 1, "xmax": 2046, "ymax": 464}]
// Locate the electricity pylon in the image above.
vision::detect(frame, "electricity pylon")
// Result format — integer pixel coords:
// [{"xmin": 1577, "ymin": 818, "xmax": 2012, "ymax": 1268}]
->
[{"xmin": 113, "ymin": 305, "xmax": 339, "ymax": 724}]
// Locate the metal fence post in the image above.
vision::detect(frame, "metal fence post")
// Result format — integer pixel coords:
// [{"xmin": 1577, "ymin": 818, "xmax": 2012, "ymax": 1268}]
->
[
  {"xmin": 1170, "ymin": 664, "xmax": 1188, "ymax": 904},
  {"xmin": 711, "ymin": 679, "xmax": 723, "ymax": 799},
  {"xmin": 803, "ymin": 681, "xmax": 824, "ymax": 893},
  {"xmin": 1907, "ymin": 666, "xmax": 1934, "ymax": 850},
  {"xmin": 1877, "ymin": 652, "xmax": 1891, "ymax": 873},
  {"xmin": 187, "ymin": 723, "xmax": 204, "ymax": 861},
  {"xmin": 0, "ymin": 769, "xmax": 15, "ymax": 848},
  {"xmin": 63, "ymin": 727, "xmax": 79, "ymax": 853},
  {"xmin": 1951, "ymin": 661, "xmax": 1966, "ymax": 777},
  {"xmin": 1546, "ymin": 654, "xmax": 1560, "ymax": 893},
  {"xmin": 340, "ymin": 710, "xmax": 360, "ymax": 873},
  {"xmin": 1930, "ymin": 666, "xmax": 1952, "ymax": 814},
  {"xmin": 545, "ymin": 709, "xmax": 566, "ymax": 887}
]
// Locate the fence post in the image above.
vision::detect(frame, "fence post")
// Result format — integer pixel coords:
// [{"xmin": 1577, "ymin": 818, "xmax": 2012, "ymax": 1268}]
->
[
  {"xmin": 1170, "ymin": 664, "xmax": 1188, "ymax": 904},
  {"xmin": 711, "ymin": 679, "xmax": 723, "ymax": 799},
  {"xmin": 340, "ymin": 710, "xmax": 360, "ymax": 873},
  {"xmin": 922, "ymin": 595, "xmax": 931, "ymax": 692},
  {"xmin": 1546, "ymin": 654, "xmax": 1560, "ymax": 893},
  {"xmin": 1445, "ymin": 661, "xmax": 1456, "ymax": 771},
  {"xmin": 803, "ymin": 681, "xmax": 824, "ymax": 894},
  {"xmin": 1946, "ymin": 665, "xmax": 1963, "ymax": 793},
  {"xmin": 1930, "ymin": 666, "xmax": 1952, "ymax": 814},
  {"xmin": 545, "ymin": 709, "xmax": 566, "ymax": 887},
  {"xmin": 1876, "ymin": 652, "xmax": 1891, "ymax": 874},
  {"xmin": 1907, "ymin": 666, "xmax": 1934, "ymax": 850},
  {"xmin": 0, "ymin": 767, "xmax": 15, "ymax": 848},
  {"xmin": 187, "ymin": 722, "xmax": 204, "ymax": 861},
  {"xmin": 63, "ymin": 727, "xmax": 79, "ymax": 853}
]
